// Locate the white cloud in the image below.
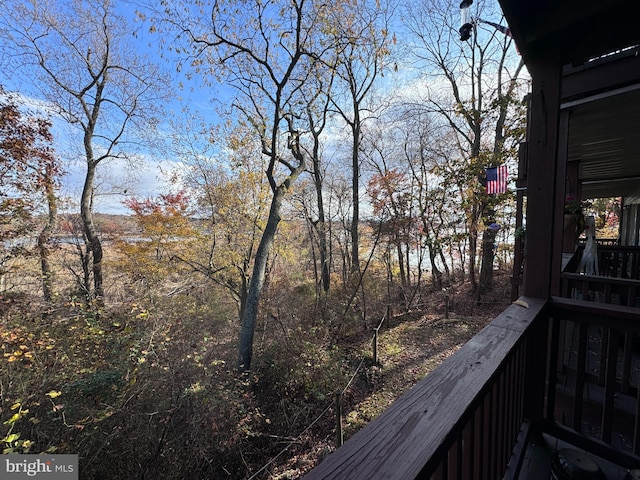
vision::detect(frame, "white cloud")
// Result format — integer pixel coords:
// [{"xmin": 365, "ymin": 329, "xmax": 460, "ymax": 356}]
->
[{"xmin": 60, "ymin": 154, "xmax": 187, "ymax": 215}]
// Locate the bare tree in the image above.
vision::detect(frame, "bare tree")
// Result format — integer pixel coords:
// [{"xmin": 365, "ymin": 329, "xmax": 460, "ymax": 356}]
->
[
  {"xmin": 301, "ymin": 67, "xmax": 338, "ymax": 294},
  {"xmin": 0, "ymin": 0, "xmax": 167, "ymax": 305},
  {"xmin": 327, "ymin": 0, "xmax": 396, "ymax": 275},
  {"xmin": 404, "ymin": 0, "xmax": 526, "ymax": 293},
  {"xmin": 156, "ymin": 0, "xmax": 341, "ymax": 370}
]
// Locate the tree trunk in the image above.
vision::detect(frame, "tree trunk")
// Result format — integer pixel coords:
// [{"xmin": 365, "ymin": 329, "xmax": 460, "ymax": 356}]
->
[
  {"xmin": 396, "ymin": 242, "xmax": 407, "ymax": 289},
  {"xmin": 479, "ymin": 227, "xmax": 497, "ymax": 294},
  {"xmin": 312, "ymin": 137, "xmax": 330, "ymax": 292},
  {"xmin": 318, "ymin": 223, "xmax": 330, "ymax": 292},
  {"xmin": 37, "ymin": 166, "xmax": 58, "ymax": 305},
  {"xmin": 238, "ymin": 186, "xmax": 285, "ymax": 371},
  {"xmin": 80, "ymin": 160, "xmax": 104, "ymax": 305},
  {"xmin": 350, "ymin": 114, "xmax": 361, "ymax": 274},
  {"xmin": 429, "ymin": 247, "xmax": 443, "ymax": 290},
  {"xmin": 438, "ymin": 248, "xmax": 450, "ymax": 282}
]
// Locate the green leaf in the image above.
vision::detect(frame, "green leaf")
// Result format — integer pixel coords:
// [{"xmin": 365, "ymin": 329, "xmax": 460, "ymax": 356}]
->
[{"xmin": 3, "ymin": 433, "xmax": 20, "ymax": 443}]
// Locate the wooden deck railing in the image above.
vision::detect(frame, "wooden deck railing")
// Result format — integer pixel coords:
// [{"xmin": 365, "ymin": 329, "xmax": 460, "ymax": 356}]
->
[
  {"xmin": 305, "ymin": 295, "xmax": 640, "ymax": 479},
  {"xmin": 572, "ymin": 244, "xmax": 640, "ymax": 280},
  {"xmin": 561, "ymin": 272, "xmax": 639, "ymax": 307},
  {"xmin": 597, "ymin": 246, "xmax": 640, "ymax": 279},
  {"xmin": 545, "ymin": 297, "xmax": 640, "ymax": 468},
  {"xmin": 561, "ymin": 245, "xmax": 640, "ymax": 308},
  {"xmin": 304, "ymin": 297, "xmax": 547, "ymax": 480}
]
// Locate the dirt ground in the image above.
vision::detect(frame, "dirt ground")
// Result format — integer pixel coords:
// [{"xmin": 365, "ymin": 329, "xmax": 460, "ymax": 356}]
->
[
  {"xmin": 273, "ymin": 273, "xmax": 514, "ymax": 478},
  {"xmin": 345, "ymin": 273, "xmax": 513, "ymax": 432}
]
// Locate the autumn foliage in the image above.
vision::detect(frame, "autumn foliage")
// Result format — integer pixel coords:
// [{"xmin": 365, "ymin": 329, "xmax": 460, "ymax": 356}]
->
[
  {"xmin": 116, "ymin": 191, "xmax": 197, "ymax": 286},
  {"xmin": 0, "ymin": 89, "xmax": 60, "ymax": 301}
]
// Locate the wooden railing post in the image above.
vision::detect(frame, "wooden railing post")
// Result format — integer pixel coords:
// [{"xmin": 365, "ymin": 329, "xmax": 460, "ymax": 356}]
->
[
  {"xmin": 373, "ymin": 328, "xmax": 379, "ymax": 365},
  {"xmin": 445, "ymin": 294, "xmax": 450, "ymax": 319},
  {"xmin": 373, "ymin": 315, "xmax": 386, "ymax": 366},
  {"xmin": 335, "ymin": 391, "xmax": 343, "ymax": 447}
]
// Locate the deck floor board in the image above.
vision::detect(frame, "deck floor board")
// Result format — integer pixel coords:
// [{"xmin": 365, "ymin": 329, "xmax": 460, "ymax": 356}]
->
[{"xmin": 518, "ymin": 433, "xmax": 629, "ymax": 479}]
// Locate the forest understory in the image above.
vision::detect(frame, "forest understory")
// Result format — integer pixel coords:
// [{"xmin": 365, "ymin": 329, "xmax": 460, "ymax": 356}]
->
[{"xmin": 0, "ymin": 259, "xmax": 512, "ymax": 480}]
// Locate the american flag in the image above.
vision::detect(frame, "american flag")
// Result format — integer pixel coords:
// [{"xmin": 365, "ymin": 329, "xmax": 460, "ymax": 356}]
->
[{"xmin": 486, "ymin": 165, "xmax": 508, "ymax": 194}]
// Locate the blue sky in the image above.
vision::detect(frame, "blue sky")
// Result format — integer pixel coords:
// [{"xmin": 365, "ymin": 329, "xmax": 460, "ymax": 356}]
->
[
  {"xmin": 0, "ymin": 0, "xmax": 225, "ymax": 215},
  {"xmin": 0, "ymin": 0, "xmax": 521, "ymax": 215}
]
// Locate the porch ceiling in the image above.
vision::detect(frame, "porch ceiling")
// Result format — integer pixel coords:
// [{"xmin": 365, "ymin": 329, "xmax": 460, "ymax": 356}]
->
[
  {"xmin": 499, "ymin": 0, "xmax": 639, "ymax": 67},
  {"xmin": 498, "ymin": 0, "xmax": 640, "ymax": 202},
  {"xmin": 566, "ymin": 86, "xmax": 640, "ymax": 200}
]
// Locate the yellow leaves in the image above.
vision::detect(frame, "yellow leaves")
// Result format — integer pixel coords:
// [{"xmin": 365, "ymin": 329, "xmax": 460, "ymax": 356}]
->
[
  {"xmin": 3, "ymin": 433, "xmax": 20, "ymax": 444},
  {"xmin": 20, "ymin": 440, "xmax": 34, "ymax": 450},
  {"xmin": 2, "ymin": 326, "xmax": 55, "ymax": 365},
  {"xmin": 185, "ymin": 381, "xmax": 204, "ymax": 395},
  {"xmin": 5, "ymin": 413, "xmax": 23, "ymax": 425},
  {"xmin": 1, "ymin": 432, "xmax": 33, "ymax": 454},
  {"xmin": 4, "ymin": 403, "xmax": 29, "ymax": 427},
  {"xmin": 45, "ymin": 390, "xmax": 64, "ymax": 412},
  {"xmin": 4, "ymin": 344, "xmax": 32, "ymax": 362},
  {"xmin": 131, "ymin": 303, "xmax": 151, "ymax": 320}
]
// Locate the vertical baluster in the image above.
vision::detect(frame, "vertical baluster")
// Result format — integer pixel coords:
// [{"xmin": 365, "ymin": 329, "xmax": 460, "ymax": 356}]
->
[
  {"xmin": 474, "ymin": 401, "xmax": 484, "ymax": 479},
  {"xmin": 599, "ymin": 327, "xmax": 609, "ymax": 386},
  {"xmin": 622, "ymin": 332, "xmax": 633, "ymax": 394},
  {"xmin": 447, "ymin": 436, "xmax": 461, "ymax": 480},
  {"xmin": 622, "ymin": 251, "xmax": 630, "ymax": 278},
  {"xmin": 601, "ymin": 328, "xmax": 619, "ymax": 444},
  {"xmin": 547, "ymin": 318, "xmax": 562, "ymax": 421},
  {"xmin": 461, "ymin": 415, "xmax": 474, "ymax": 480},
  {"xmin": 573, "ymin": 321, "xmax": 588, "ymax": 432},
  {"xmin": 496, "ymin": 370, "xmax": 506, "ymax": 475},
  {"xmin": 490, "ymin": 383, "xmax": 499, "ymax": 480},
  {"xmin": 482, "ymin": 393, "xmax": 492, "ymax": 480}
]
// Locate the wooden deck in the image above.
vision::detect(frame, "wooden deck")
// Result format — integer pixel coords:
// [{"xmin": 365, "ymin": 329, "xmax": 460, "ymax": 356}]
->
[
  {"xmin": 304, "ymin": 298, "xmax": 546, "ymax": 479},
  {"xmin": 304, "ymin": 295, "xmax": 640, "ymax": 479}
]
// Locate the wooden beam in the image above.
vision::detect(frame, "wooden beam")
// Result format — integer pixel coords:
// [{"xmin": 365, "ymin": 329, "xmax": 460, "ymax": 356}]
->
[{"xmin": 562, "ymin": 52, "xmax": 640, "ymax": 102}]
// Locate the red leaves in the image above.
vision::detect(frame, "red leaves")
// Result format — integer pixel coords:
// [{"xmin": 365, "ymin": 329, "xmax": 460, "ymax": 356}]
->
[
  {"xmin": 0, "ymin": 101, "xmax": 58, "ymax": 190},
  {"xmin": 0, "ymin": 90, "xmax": 60, "ymax": 243},
  {"xmin": 123, "ymin": 190, "xmax": 191, "ymax": 218},
  {"xmin": 367, "ymin": 168, "xmax": 411, "ymax": 217}
]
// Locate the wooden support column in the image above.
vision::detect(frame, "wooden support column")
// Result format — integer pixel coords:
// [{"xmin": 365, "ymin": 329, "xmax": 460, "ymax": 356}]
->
[
  {"xmin": 551, "ymin": 110, "xmax": 571, "ymax": 295},
  {"xmin": 523, "ymin": 59, "xmax": 563, "ymax": 299}
]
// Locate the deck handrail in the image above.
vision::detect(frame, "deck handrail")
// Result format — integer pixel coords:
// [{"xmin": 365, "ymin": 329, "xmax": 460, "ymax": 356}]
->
[
  {"xmin": 560, "ymin": 271, "xmax": 639, "ymax": 307},
  {"xmin": 570, "ymin": 244, "xmax": 640, "ymax": 280},
  {"xmin": 304, "ymin": 297, "xmax": 547, "ymax": 479},
  {"xmin": 550, "ymin": 294, "xmax": 640, "ymax": 321}
]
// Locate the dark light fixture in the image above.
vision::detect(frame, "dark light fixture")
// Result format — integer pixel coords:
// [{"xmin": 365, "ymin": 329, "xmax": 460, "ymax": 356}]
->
[{"xmin": 460, "ymin": 0, "xmax": 473, "ymax": 41}]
